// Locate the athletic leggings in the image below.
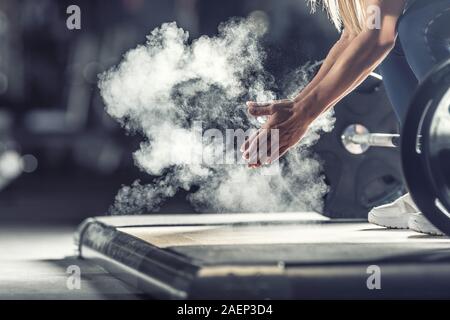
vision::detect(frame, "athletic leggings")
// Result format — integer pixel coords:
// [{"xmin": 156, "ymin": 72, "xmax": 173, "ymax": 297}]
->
[{"xmin": 378, "ymin": 0, "xmax": 450, "ymax": 125}]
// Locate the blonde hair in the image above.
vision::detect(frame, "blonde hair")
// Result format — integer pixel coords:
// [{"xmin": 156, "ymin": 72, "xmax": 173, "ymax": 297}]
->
[{"xmin": 309, "ymin": 0, "xmax": 366, "ymax": 33}]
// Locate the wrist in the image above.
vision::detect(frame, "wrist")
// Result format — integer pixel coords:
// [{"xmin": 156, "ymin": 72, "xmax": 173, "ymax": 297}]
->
[{"xmin": 293, "ymin": 94, "xmax": 320, "ymax": 122}]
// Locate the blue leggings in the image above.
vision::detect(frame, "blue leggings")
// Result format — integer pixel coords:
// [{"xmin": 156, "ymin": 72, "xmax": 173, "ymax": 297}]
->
[{"xmin": 378, "ymin": 0, "xmax": 450, "ymax": 125}]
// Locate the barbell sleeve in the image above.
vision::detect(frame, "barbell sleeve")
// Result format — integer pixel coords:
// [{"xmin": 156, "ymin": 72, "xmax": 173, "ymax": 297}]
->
[{"xmin": 345, "ymin": 133, "xmax": 400, "ymax": 148}]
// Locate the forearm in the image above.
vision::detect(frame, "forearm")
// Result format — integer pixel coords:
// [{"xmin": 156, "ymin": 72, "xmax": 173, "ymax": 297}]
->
[
  {"xmin": 299, "ymin": 31, "xmax": 395, "ymax": 118},
  {"xmin": 294, "ymin": 32, "xmax": 354, "ymax": 101},
  {"xmin": 333, "ymin": 52, "xmax": 388, "ymax": 104}
]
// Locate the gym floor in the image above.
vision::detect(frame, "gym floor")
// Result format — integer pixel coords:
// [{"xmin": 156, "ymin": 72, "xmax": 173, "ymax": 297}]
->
[
  {"xmin": 74, "ymin": 213, "xmax": 450, "ymax": 299},
  {"xmin": 0, "ymin": 224, "xmax": 145, "ymax": 299},
  {"xmin": 2, "ymin": 216, "xmax": 450, "ymax": 300}
]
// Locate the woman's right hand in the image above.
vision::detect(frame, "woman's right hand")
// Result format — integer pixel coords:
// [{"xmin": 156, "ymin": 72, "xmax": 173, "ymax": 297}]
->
[{"xmin": 241, "ymin": 99, "xmax": 315, "ymax": 168}]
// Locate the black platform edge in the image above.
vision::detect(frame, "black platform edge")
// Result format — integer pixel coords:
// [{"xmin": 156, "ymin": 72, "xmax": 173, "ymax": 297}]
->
[
  {"xmin": 76, "ymin": 218, "xmax": 450, "ymax": 299},
  {"xmin": 76, "ymin": 218, "xmax": 200, "ymax": 299}
]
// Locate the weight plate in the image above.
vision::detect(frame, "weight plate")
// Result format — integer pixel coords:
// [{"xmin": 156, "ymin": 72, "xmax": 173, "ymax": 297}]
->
[
  {"xmin": 314, "ymin": 81, "xmax": 404, "ymax": 218},
  {"xmin": 424, "ymin": 85, "xmax": 450, "ymax": 213},
  {"xmin": 402, "ymin": 59, "xmax": 450, "ymax": 236}
]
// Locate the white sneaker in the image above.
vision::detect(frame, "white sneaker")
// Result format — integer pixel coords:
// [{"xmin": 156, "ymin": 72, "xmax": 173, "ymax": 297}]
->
[
  {"xmin": 368, "ymin": 193, "xmax": 417, "ymax": 229},
  {"xmin": 408, "ymin": 212, "xmax": 445, "ymax": 236},
  {"xmin": 368, "ymin": 193, "xmax": 445, "ymax": 236}
]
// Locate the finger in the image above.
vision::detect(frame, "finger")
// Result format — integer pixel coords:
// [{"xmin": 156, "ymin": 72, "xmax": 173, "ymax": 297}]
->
[
  {"xmin": 257, "ymin": 131, "xmax": 274, "ymax": 165},
  {"xmin": 247, "ymin": 130, "xmax": 269, "ymax": 165},
  {"xmin": 277, "ymin": 99, "xmax": 294, "ymax": 106},
  {"xmin": 258, "ymin": 138, "xmax": 280, "ymax": 166},
  {"xmin": 245, "ymin": 138, "xmax": 259, "ymax": 164},
  {"xmin": 240, "ymin": 129, "xmax": 258, "ymax": 154},
  {"xmin": 247, "ymin": 101, "xmax": 273, "ymax": 117},
  {"xmin": 242, "ymin": 129, "xmax": 262, "ymax": 159},
  {"xmin": 258, "ymin": 149, "xmax": 270, "ymax": 166},
  {"xmin": 265, "ymin": 133, "xmax": 281, "ymax": 164},
  {"xmin": 248, "ymin": 158, "xmax": 263, "ymax": 169},
  {"xmin": 248, "ymin": 161, "xmax": 262, "ymax": 169},
  {"xmin": 245, "ymin": 130, "xmax": 267, "ymax": 163}
]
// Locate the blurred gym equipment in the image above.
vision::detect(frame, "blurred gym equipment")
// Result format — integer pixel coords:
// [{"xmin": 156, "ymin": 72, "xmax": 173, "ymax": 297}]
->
[
  {"xmin": 0, "ymin": 0, "xmax": 159, "ymax": 222},
  {"xmin": 0, "ymin": 109, "xmax": 29, "ymax": 190},
  {"xmin": 314, "ymin": 76, "xmax": 404, "ymax": 219}
]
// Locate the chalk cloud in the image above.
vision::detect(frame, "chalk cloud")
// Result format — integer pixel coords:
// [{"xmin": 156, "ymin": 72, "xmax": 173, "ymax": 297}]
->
[{"xmin": 99, "ymin": 15, "xmax": 335, "ymax": 215}]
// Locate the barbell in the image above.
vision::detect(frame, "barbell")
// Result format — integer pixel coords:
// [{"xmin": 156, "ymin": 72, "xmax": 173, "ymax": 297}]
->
[
  {"xmin": 341, "ymin": 124, "xmax": 400, "ymax": 154},
  {"xmin": 339, "ymin": 59, "xmax": 450, "ymax": 236}
]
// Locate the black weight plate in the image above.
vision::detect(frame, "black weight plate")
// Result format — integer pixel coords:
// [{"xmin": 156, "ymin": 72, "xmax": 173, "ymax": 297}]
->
[
  {"xmin": 423, "ymin": 68, "xmax": 450, "ymax": 212},
  {"xmin": 402, "ymin": 59, "xmax": 450, "ymax": 236},
  {"xmin": 314, "ymin": 81, "xmax": 404, "ymax": 218},
  {"xmin": 424, "ymin": 89, "xmax": 450, "ymax": 211},
  {"xmin": 422, "ymin": 62, "xmax": 450, "ymax": 218}
]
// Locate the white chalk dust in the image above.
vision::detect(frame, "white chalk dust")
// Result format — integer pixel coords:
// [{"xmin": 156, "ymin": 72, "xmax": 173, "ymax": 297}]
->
[{"xmin": 99, "ymin": 16, "xmax": 335, "ymax": 215}]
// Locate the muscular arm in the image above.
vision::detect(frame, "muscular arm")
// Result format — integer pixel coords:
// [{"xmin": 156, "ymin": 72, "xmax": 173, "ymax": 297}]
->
[
  {"xmin": 296, "ymin": 0, "xmax": 407, "ymax": 118},
  {"xmin": 294, "ymin": 30, "xmax": 357, "ymax": 101},
  {"xmin": 243, "ymin": 0, "xmax": 408, "ymax": 166}
]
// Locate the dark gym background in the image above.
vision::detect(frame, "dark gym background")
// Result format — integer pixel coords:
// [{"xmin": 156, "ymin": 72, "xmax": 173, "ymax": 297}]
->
[{"xmin": 0, "ymin": 0, "xmax": 400, "ymax": 226}]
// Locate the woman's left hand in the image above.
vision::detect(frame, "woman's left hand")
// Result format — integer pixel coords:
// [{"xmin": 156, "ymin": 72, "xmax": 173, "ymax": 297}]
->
[{"xmin": 241, "ymin": 99, "xmax": 313, "ymax": 168}]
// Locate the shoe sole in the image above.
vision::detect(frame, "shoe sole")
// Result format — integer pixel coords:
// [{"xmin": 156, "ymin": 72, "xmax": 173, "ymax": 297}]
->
[
  {"xmin": 368, "ymin": 212, "xmax": 410, "ymax": 229},
  {"xmin": 408, "ymin": 216, "xmax": 445, "ymax": 236}
]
